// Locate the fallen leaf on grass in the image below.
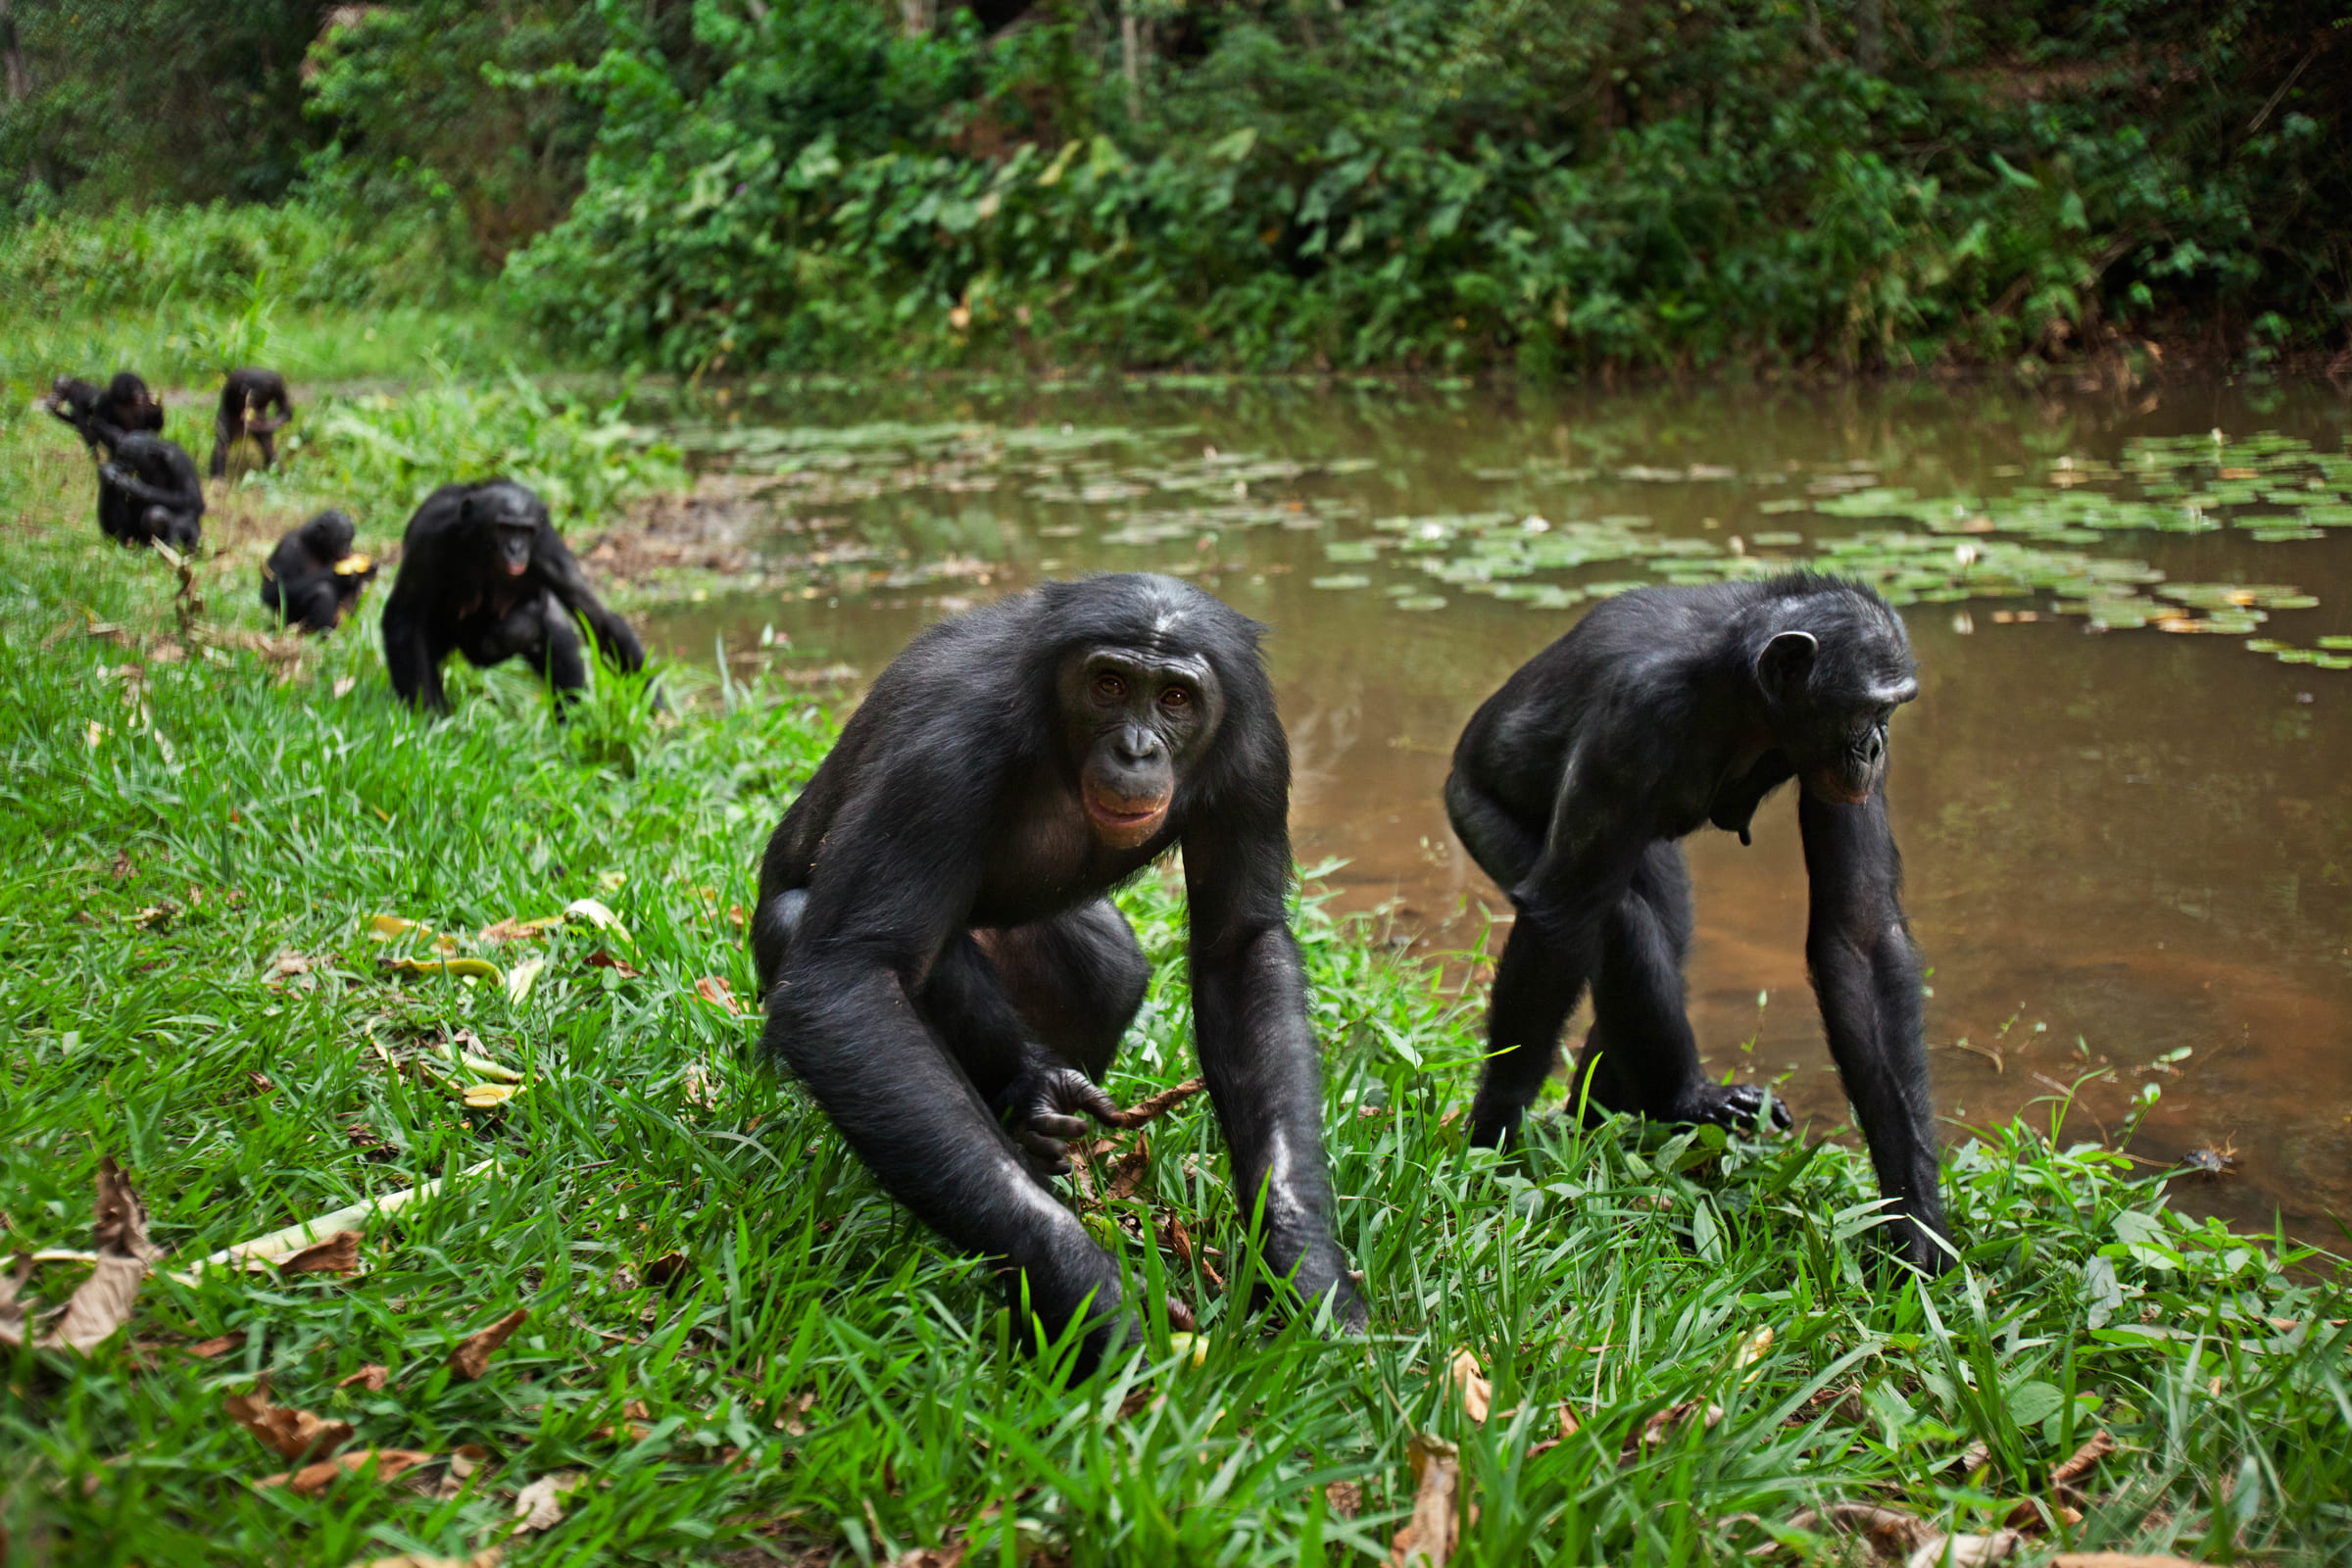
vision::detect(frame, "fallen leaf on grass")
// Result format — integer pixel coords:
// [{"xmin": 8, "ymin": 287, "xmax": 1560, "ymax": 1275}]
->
[
  {"xmin": 1388, "ymin": 1434, "xmax": 1460, "ymax": 1567},
  {"xmin": 1732, "ymin": 1323, "xmax": 1774, "ymax": 1383},
  {"xmin": 349, "ymin": 1551, "xmax": 500, "ymax": 1568},
  {"xmin": 1527, "ymin": 1401, "xmax": 1584, "ymax": 1457},
  {"xmin": 0, "ymin": 1254, "xmax": 32, "ymax": 1348},
  {"xmin": 643, "ymin": 1252, "xmax": 691, "ymax": 1290},
  {"xmin": 195, "ymin": 1158, "xmax": 495, "ymax": 1275},
  {"xmin": 511, "ymin": 1471, "xmax": 585, "ymax": 1532},
  {"xmin": 2049, "ymin": 1429, "xmax": 2117, "ymax": 1488},
  {"xmin": 1447, "ymin": 1349, "xmax": 1493, "ymax": 1423},
  {"xmin": 1103, "ymin": 1137, "xmax": 1152, "ymax": 1202},
  {"xmin": 564, "ymin": 897, "xmax": 630, "ymax": 941},
  {"xmin": 127, "ymin": 902, "xmax": 177, "ymax": 929},
  {"xmin": 281, "ymin": 1230, "xmax": 363, "ymax": 1276},
  {"xmin": 3, "ymin": 1157, "xmax": 162, "ymax": 1354},
  {"xmin": 504, "ymin": 957, "xmax": 547, "ymax": 1003},
  {"xmin": 331, "ymin": 676, "xmax": 358, "ymax": 699},
  {"xmin": 1102, "ymin": 1077, "xmax": 1206, "ymax": 1129},
  {"xmin": 257, "ymin": 1447, "xmax": 434, "ymax": 1494},
  {"xmin": 694, "ymin": 975, "xmax": 740, "ymax": 1013},
  {"xmin": 1324, "ymin": 1480, "xmax": 1362, "ymax": 1519},
  {"xmin": 595, "ymin": 1397, "xmax": 655, "ymax": 1444},
  {"xmin": 585, "ymin": 950, "xmax": 643, "ymax": 980},
  {"xmin": 886, "ymin": 1544, "xmax": 966, "ymax": 1568},
  {"xmin": 2049, "ymin": 1557, "xmax": 2213, "ymax": 1568},
  {"xmin": 449, "ymin": 1307, "xmax": 527, "ymax": 1380},
  {"xmin": 461, "ymin": 1084, "xmax": 518, "ymax": 1109},
  {"xmin": 337, "ymin": 1364, "xmax": 390, "ymax": 1392},
  {"xmin": 1788, "ymin": 1504, "xmax": 2024, "ymax": 1568},
  {"xmin": 366, "ymin": 914, "xmax": 429, "ymax": 941},
  {"xmin": 478, "ymin": 916, "xmax": 563, "ymax": 944},
  {"xmin": 228, "ymin": 1387, "xmax": 354, "ymax": 1462},
  {"xmin": 1629, "ymin": 1399, "xmax": 1722, "ymax": 1452},
  {"xmin": 188, "ymin": 1331, "xmax": 247, "ymax": 1358},
  {"xmin": 387, "ymin": 956, "xmax": 505, "ymax": 985}
]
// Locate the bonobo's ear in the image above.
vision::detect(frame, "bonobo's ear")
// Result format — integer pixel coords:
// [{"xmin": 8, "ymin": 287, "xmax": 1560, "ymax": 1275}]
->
[{"xmin": 1754, "ymin": 629, "xmax": 1819, "ymax": 702}]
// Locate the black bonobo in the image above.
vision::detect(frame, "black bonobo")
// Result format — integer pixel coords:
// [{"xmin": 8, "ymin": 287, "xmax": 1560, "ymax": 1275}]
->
[
  {"xmin": 380, "ymin": 479, "xmax": 645, "ymax": 710},
  {"xmin": 1446, "ymin": 572, "xmax": 1951, "ymax": 1270},
  {"xmin": 48, "ymin": 372, "xmax": 164, "ymax": 455},
  {"xmin": 752, "ymin": 574, "xmax": 1365, "ymax": 1366},
  {"xmin": 262, "ymin": 510, "xmax": 376, "ymax": 633},
  {"xmin": 211, "ymin": 368, "xmax": 292, "ymax": 477},
  {"xmin": 96, "ymin": 431, "xmax": 206, "ymax": 550}
]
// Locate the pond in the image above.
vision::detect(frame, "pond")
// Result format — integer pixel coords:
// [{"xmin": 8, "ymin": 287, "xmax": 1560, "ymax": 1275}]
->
[{"xmin": 631, "ymin": 374, "xmax": 2352, "ymax": 1240}]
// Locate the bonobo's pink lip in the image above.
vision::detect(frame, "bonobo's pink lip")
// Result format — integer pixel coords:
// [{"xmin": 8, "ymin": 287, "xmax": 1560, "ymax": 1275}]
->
[
  {"xmin": 1809, "ymin": 772, "xmax": 1875, "ymax": 806},
  {"xmin": 500, "ymin": 560, "xmax": 529, "ymax": 577},
  {"xmin": 1084, "ymin": 790, "xmax": 1169, "ymax": 842}
]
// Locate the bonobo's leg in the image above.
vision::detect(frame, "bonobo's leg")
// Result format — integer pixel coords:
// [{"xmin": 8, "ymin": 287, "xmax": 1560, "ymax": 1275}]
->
[
  {"xmin": 1470, "ymin": 926, "xmax": 1581, "ymax": 1143},
  {"xmin": 286, "ymin": 580, "xmax": 342, "ymax": 634},
  {"xmin": 1444, "ymin": 769, "xmax": 1544, "ymax": 890},
  {"xmin": 534, "ymin": 600, "xmax": 590, "ymax": 702},
  {"xmin": 254, "ymin": 428, "xmax": 277, "ymax": 470},
  {"xmin": 1577, "ymin": 843, "xmax": 1791, "ymax": 1132},
  {"xmin": 210, "ymin": 419, "xmax": 232, "ymax": 480},
  {"xmin": 384, "ymin": 609, "xmax": 448, "ymax": 711}
]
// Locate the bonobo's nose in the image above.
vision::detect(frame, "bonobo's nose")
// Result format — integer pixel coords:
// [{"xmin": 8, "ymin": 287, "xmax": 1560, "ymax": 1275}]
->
[
  {"xmin": 1114, "ymin": 726, "xmax": 1160, "ymax": 763},
  {"xmin": 1862, "ymin": 729, "xmax": 1886, "ymax": 767}
]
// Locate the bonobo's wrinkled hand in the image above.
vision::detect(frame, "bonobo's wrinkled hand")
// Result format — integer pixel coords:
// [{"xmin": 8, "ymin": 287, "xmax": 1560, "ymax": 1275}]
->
[
  {"xmin": 1671, "ymin": 1081, "xmax": 1793, "ymax": 1135},
  {"xmin": 98, "ymin": 463, "xmax": 125, "ymax": 487},
  {"xmin": 996, "ymin": 1062, "xmax": 1120, "ymax": 1176}
]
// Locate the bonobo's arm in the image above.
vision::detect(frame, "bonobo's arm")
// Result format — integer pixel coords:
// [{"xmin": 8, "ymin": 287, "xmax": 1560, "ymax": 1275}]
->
[
  {"xmin": 764, "ymin": 749, "xmax": 1126, "ymax": 1351},
  {"xmin": 1468, "ymin": 743, "xmax": 1650, "ymax": 1144},
  {"xmin": 1798, "ymin": 785, "xmax": 1952, "ymax": 1272},
  {"xmin": 381, "ymin": 528, "xmax": 449, "ymax": 710},
  {"xmin": 536, "ymin": 530, "xmax": 646, "ymax": 673},
  {"xmin": 98, "ymin": 466, "xmax": 196, "ymax": 508},
  {"xmin": 1182, "ymin": 803, "xmax": 1367, "ymax": 1330}
]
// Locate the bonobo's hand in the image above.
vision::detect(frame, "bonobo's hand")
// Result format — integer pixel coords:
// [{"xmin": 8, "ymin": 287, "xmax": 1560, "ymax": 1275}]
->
[
  {"xmin": 98, "ymin": 463, "xmax": 125, "ymax": 486},
  {"xmin": 996, "ymin": 1062, "xmax": 1120, "ymax": 1176},
  {"xmin": 1668, "ymin": 1081, "xmax": 1794, "ymax": 1135}
]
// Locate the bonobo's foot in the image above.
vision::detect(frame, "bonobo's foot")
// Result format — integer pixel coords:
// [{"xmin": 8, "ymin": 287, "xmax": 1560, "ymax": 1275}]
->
[
  {"xmin": 1665, "ymin": 1080, "xmax": 1793, "ymax": 1134},
  {"xmin": 1882, "ymin": 1206, "xmax": 1957, "ymax": 1276},
  {"xmin": 995, "ymin": 1061, "xmax": 1120, "ymax": 1176}
]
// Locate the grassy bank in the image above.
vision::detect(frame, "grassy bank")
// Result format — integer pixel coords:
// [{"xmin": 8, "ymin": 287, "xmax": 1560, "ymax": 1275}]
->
[{"xmin": 2, "ymin": 384, "xmax": 2349, "ymax": 1567}]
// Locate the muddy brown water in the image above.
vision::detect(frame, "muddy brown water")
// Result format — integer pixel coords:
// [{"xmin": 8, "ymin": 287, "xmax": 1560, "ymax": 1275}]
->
[{"xmin": 637, "ymin": 377, "xmax": 2352, "ymax": 1240}]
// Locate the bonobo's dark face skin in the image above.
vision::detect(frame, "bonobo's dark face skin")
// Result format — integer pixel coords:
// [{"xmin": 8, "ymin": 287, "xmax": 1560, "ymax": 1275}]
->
[
  {"xmin": 1754, "ymin": 626, "xmax": 1919, "ymax": 805},
  {"xmin": 1058, "ymin": 643, "xmax": 1225, "ymax": 850},
  {"xmin": 466, "ymin": 485, "xmax": 540, "ymax": 579}
]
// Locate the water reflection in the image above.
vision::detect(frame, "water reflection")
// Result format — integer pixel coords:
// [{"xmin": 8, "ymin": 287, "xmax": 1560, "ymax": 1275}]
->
[{"xmin": 637, "ymin": 376, "xmax": 2352, "ymax": 1237}]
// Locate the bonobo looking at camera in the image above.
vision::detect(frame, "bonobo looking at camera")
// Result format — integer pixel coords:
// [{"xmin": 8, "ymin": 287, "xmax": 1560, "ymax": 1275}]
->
[
  {"xmin": 262, "ymin": 511, "xmax": 376, "ymax": 634},
  {"xmin": 48, "ymin": 372, "xmax": 164, "ymax": 456},
  {"xmin": 1446, "ymin": 572, "xmax": 1950, "ymax": 1271},
  {"xmin": 380, "ymin": 478, "xmax": 645, "ymax": 710},
  {"xmin": 211, "ymin": 368, "xmax": 292, "ymax": 477},
  {"xmin": 753, "ymin": 574, "xmax": 1364, "ymax": 1368},
  {"xmin": 96, "ymin": 431, "xmax": 205, "ymax": 551}
]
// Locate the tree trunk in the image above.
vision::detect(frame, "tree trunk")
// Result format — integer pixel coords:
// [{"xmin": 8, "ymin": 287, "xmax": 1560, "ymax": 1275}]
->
[
  {"xmin": 0, "ymin": 0, "xmax": 32, "ymax": 104},
  {"xmin": 1854, "ymin": 0, "xmax": 1884, "ymax": 74},
  {"xmin": 900, "ymin": 0, "xmax": 934, "ymax": 39},
  {"xmin": 1120, "ymin": 0, "xmax": 1142, "ymax": 122}
]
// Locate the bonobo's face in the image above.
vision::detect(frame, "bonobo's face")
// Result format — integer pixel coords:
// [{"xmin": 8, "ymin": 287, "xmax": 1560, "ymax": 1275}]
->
[
  {"xmin": 1060, "ymin": 644, "xmax": 1225, "ymax": 850},
  {"xmin": 309, "ymin": 512, "xmax": 356, "ymax": 561},
  {"xmin": 468, "ymin": 487, "xmax": 539, "ymax": 578},
  {"xmin": 1755, "ymin": 627, "xmax": 1919, "ymax": 805}
]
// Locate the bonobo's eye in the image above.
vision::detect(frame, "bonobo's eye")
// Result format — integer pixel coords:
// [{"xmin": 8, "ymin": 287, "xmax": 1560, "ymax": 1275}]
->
[
  {"xmin": 1159, "ymin": 686, "xmax": 1192, "ymax": 712},
  {"xmin": 1093, "ymin": 672, "xmax": 1126, "ymax": 702}
]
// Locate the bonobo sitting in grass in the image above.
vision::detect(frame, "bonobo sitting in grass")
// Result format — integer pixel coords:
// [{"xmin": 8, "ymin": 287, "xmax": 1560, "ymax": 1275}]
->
[
  {"xmin": 380, "ymin": 479, "xmax": 645, "ymax": 711},
  {"xmin": 48, "ymin": 372, "xmax": 164, "ymax": 456},
  {"xmin": 1446, "ymin": 571, "xmax": 1951, "ymax": 1271},
  {"xmin": 96, "ymin": 431, "xmax": 205, "ymax": 551},
  {"xmin": 752, "ymin": 574, "xmax": 1365, "ymax": 1371},
  {"xmin": 262, "ymin": 511, "xmax": 376, "ymax": 633}
]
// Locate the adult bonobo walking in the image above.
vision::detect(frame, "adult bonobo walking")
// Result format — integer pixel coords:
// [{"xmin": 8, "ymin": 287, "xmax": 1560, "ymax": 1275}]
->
[
  {"xmin": 380, "ymin": 479, "xmax": 645, "ymax": 710},
  {"xmin": 753, "ymin": 574, "xmax": 1365, "ymax": 1367},
  {"xmin": 211, "ymin": 368, "xmax": 292, "ymax": 477},
  {"xmin": 1446, "ymin": 572, "xmax": 1950, "ymax": 1271}
]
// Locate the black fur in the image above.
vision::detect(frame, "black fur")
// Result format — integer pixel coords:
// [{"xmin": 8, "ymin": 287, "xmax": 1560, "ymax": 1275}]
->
[
  {"xmin": 1446, "ymin": 572, "xmax": 1950, "ymax": 1271},
  {"xmin": 48, "ymin": 372, "xmax": 163, "ymax": 456},
  {"xmin": 211, "ymin": 368, "xmax": 292, "ymax": 477},
  {"xmin": 96, "ymin": 432, "xmax": 205, "ymax": 551},
  {"xmin": 379, "ymin": 478, "xmax": 645, "ymax": 710},
  {"xmin": 262, "ymin": 510, "xmax": 375, "ymax": 633},
  {"xmin": 753, "ymin": 573, "xmax": 1364, "ymax": 1368}
]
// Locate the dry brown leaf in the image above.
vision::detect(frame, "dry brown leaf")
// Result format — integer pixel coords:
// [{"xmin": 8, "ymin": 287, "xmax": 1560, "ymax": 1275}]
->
[
  {"xmin": 1629, "ymin": 1398, "xmax": 1722, "ymax": 1452},
  {"xmin": 512, "ymin": 1470, "xmax": 585, "ymax": 1532},
  {"xmin": 478, "ymin": 916, "xmax": 562, "ymax": 944},
  {"xmin": 281, "ymin": 1230, "xmax": 363, "ymax": 1277},
  {"xmin": 885, "ymin": 1544, "xmax": 966, "ymax": 1568},
  {"xmin": 350, "ymin": 1552, "xmax": 500, "ymax": 1568},
  {"xmin": 449, "ymin": 1306, "xmax": 528, "ymax": 1380},
  {"xmin": 585, "ymin": 949, "xmax": 643, "ymax": 979},
  {"xmin": 187, "ymin": 1331, "xmax": 248, "ymax": 1359},
  {"xmin": 2049, "ymin": 1430, "xmax": 2117, "ymax": 1488},
  {"xmin": 1788, "ymin": 1503, "xmax": 1936, "ymax": 1560},
  {"xmin": 1103, "ymin": 1076, "xmax": 1206, "ymax": 1129},
  {"xmin": 337, "ymin": 1363, "xmax": 390, "ymax": 1392},
  {"xmin": 31, "ymin": 1157, "xmax": 161, "ymax": 1353},
  {"xmin": 1924, "ymin": 1532, "xmax": 2025, "ymax": 1568},
  {"xmin": 1324, "ymin": 1480, "xmax": 1362, "ymax": 1520},
  {"xmin": 0, "ymin": 1253, "xmax": 31, "ymax": 1348},
  {"xmin": 228, "ymin": 1387, "xmax": 356, "ymax": 1462},
  {"xmin": 1388, "ymin": 1434, "xmax": 1460, "ymax": 1567},
  {"xmin": 694, "ymin": 975, "xmax": 740, "ymax": 1014},
  {"xmin": 92, "ymin": 1156, "xmax": 162, "ymax": 1263},
  {"xmin": 1528, "ymin": 1400, "xmax": 1584, "ymax": 1456},
  {"xmin": 1103, "ymin": 1136, "xmax": 1151, "ymax": 1202},
  {"xmin": 2049, "ymin": 1556, "xmax": 2214, "ymax": 1568},
  {"xmin": 257, "ymin": 1447, "xmax": 435, "ymax": 1494},
  {"xmin": 1447, "ymin": 1349, "xmax": 1493, "ymax": 1424},
  {"xmin": 643, "ymin": 1252, "xmax": 691, "ymax": 1290}
]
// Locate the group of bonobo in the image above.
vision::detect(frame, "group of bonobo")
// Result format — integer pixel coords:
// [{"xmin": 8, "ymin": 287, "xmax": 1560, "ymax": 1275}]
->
[
  {"xmin": 49, "ymin": 368, "xmax": 1946, "ymax": 1369},
  {"xmin": 46, "ymin": 367, "xmax": 644, "ymax": 708}
]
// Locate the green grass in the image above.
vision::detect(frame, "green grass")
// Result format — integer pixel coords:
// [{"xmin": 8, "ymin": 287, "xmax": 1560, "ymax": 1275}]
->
[{"xmin": 1, "ymin": 389, "xmax": 2347, "ymax": 1568}]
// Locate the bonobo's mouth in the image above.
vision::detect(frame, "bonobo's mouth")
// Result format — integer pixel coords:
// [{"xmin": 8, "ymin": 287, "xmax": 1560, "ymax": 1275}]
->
[
  {"xmin": 1083, "ymin": 785, "xmax": 1170, "ymax": 848},
  {"xmin": 499, "ymin": 560, "xmax": 529, "ymax": 577},
  {"xmin": 1807, "ymin": 769, "xmax": 1875, "ymax": 806}
]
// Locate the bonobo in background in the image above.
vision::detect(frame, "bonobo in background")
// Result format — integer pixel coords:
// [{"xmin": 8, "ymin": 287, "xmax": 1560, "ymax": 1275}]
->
[
  {"xmin": 752, "ymin": 574, "xmax": 1365, "ymax": 1368},
  {"xmin": 96, "ymin": 431, "xmax": 206, "ymax": 551},
  {"xmin": 47, "ymin": 372, "xmax": 164, "ymax": 456},
  {"xmin": 1446, "ymin": 572, "xmax": 1950, "ymax": 1271},
  {"xmin": 262, "ymin": 511, "xmax": 376, "ymax": 634},
  {"xmin": 211, "ymin": 368, "xmax": 292, "ymax": 477},
  {"xmin": 380, "ymin": 478, "xmax": 646, "ymax": 710}
]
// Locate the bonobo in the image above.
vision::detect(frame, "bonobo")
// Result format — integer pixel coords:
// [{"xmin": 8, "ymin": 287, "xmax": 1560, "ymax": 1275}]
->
[
  {"xmin": 753, "ymin": 574, "xmax": 1365, "ymax": 1366},
  {"xmin": 380, "ymin": 478, "xmax": 645, "ymax": 710},
  {"xmin": 48, "ymin": 372, "xmax": 164, "ymax": 456},
  {"xmin": 1446, "ymin": 572, "xmax": 1950, "ymax": 1271},
  {"xmin": 96, "ymin": 431, "xmax": 205, "ymax": 550},
  {"xmin": 211, "ymin": 368, "xmax": 292, "ymax": 477},
  {"xmin": 262, "ymin": 510, "xmax": 376, "ymax": 633}
]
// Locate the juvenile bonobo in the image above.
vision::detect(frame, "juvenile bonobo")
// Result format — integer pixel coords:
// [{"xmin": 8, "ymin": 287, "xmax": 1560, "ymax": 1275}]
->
[
  {"xmin": 96, "ymin": 431, "xmax": 205, "ymax": 550},
  {"xmin": 1446, "ymin": 572, "xmax": 1951, "ymax": 1271},
  {"xmin": 48, "ymin": 372, "xmax": 164, "ymax": 455},
  {"xmin": 211, "ymin": 368, "xmax": 292, "ymax": 477},
  {"xmin": 262, "ymin": 510, "xmax": 376, "ymax": 633},
  {"xmin": 753, "ymin": 574, "xmax": 1364, "ymax": 1367},
  {"xmin": 380, "ymin": 478, "xmax": 645, "ymax": 710}
]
